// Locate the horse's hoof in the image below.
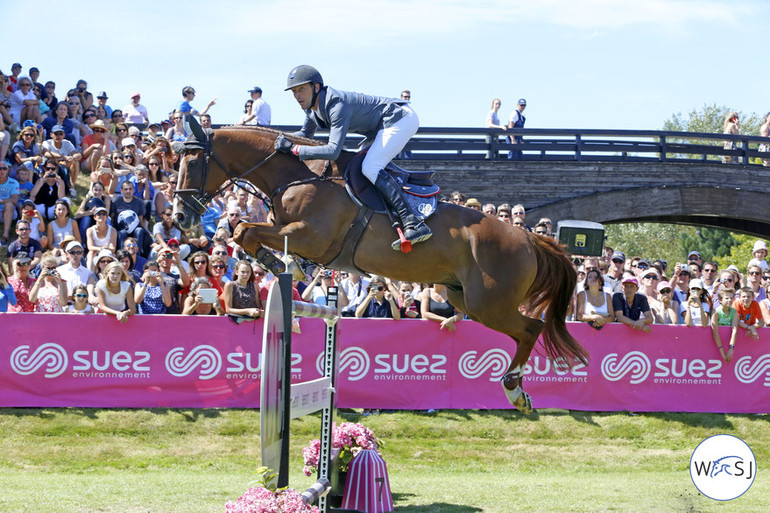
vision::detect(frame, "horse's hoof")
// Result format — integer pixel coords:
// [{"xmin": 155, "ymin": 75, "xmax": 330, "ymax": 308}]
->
[
  {"xmin": 285, "ymin": 256, "xmax": 307, "ymax": 281},
  {"xmin": 501, "ymin": 378, "xmax": 533, "ymax": 414}
]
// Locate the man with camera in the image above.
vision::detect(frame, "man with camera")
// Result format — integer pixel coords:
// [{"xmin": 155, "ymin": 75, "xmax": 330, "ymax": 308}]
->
[
  {"xmin": 301, "ymin": 267, "xmax": 349, "ymax": 308},
  {"xmin": 29, "ymin": 161, "xmax": 67, "ymax": 222}
]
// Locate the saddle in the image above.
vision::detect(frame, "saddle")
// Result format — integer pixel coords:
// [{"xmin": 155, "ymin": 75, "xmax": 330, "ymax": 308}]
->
[{"xmin": 343, "ymin": 150, "xmax": 440, "ymax": 220}]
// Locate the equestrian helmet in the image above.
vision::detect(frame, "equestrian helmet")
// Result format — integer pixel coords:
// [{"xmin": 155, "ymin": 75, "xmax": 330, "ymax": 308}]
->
[{"xmin": 285, "ymin": 65, "xmax": 323, "ymax": 91}]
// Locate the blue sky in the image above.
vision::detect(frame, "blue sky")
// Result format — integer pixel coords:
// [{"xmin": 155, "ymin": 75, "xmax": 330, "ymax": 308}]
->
[{"xmin": 5, "ymin": 0, "xmax": 767, "ymax": 130}]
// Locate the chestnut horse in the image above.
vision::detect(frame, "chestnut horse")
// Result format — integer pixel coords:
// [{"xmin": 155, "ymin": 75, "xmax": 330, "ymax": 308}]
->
[{"xmin": 174, "ymin": 121, "xmax": 588, "ymax": 413}]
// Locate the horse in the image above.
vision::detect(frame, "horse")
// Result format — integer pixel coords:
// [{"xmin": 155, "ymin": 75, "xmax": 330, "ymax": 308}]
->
[{"xmin": 174, "ymin": 119, "xmax": 589, "ymax": 413}]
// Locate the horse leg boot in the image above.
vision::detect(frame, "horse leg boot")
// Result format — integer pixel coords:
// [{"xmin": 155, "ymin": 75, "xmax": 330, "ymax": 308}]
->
[
  {"xmin": 372, "ymin": 170, "xmax": 432, "ymax": 251},
  {"xmin": 253, "ymin": 246, "xmax": 306, "ymax": 281}
]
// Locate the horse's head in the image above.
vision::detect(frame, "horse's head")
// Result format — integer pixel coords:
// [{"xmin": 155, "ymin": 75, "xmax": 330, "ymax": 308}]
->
[{"xmin": 174, "ymin": 116, "xmax": 214, "ymax": 230}]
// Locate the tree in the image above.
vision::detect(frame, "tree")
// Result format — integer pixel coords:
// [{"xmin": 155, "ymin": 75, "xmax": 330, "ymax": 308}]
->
[
  {"xmin": 680, "ymin": 227, "xmax": 737, "ymax": 263},
  {"xmin": 605, "ymin": 222, "xmax": 695, "ymax": 267}
]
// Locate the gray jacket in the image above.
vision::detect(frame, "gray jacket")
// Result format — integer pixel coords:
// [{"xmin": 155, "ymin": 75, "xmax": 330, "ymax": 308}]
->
[{"xmin": 291, "ymin": 86, "xmax": 409, "ymax": 161}]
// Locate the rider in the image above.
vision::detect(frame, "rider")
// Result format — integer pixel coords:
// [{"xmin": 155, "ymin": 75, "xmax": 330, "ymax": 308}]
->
[{"xmin": 275, "ymin": 65, "xmax": 432, "ymax": 251}]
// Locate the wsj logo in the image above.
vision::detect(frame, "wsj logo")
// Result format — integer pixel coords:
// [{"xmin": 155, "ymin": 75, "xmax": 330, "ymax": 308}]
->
[
  {"xmin": 165, "ymin": 345, "xmax": 221, "ymax": 380},
  {"xmin": 735, "ymin": 355, "xmax": 770, "ymax": 386},
  {"xmin": 690, "ymin": 435, "xmax": 756, "ymax": 501},
  {"xmin": 11, "ymin": 343, "xmax": 68, "ymax": 378}
]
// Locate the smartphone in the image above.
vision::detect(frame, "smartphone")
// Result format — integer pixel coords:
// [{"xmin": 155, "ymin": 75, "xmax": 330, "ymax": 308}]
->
[{"xmin": 198, "ymin": 288, "xmax": 217, "ymax": 304}]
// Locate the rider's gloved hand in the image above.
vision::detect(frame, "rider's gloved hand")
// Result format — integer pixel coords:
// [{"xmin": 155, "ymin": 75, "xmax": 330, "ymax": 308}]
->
[{"xmin": 275, "ymin": 134, "xmax": 293, "ymax": 154}]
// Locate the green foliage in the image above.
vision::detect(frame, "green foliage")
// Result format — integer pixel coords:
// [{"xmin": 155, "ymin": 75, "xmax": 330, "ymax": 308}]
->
[
  {"xmin": 679, "ymin": 227, "xmax": 737, "ymax": 263},
  {"xmin": 604, "ymin": 223, "xmax": 696, "ymax": 265},
  {"xmin": 663, "ymin": 103, "xmax": 763, "ymax": 136},
  {"xmin": 715, "ymin": 234, "xmax": 766, "ymax": 271}
]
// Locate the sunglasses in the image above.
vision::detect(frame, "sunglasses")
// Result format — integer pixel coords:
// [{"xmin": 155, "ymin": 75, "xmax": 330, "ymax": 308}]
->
[
  {"xmin": 22, "ymin": 133, "xmax": 34, "ymax": 138},
  {"xmin": 213, "ymin": 251, "xmax": 227, "ymax": 256},
  {"xmin": 212, "ymin": 264, "xmax": 226, "ymax": 269},
  {"xmin": 74, "ymin": 294, "xmax": 88, "ymax": 298},
  {"xmin": 659, "ymin": 288, "xmax": 672, "ymax": 294},
  {"xmin": 721, "ymin": 278, "xmax": 734, "ymax": 283},
  {"xmin": 148, "ymin": 162, "xmax": 160, "ymax": 166},
  {"xmin": 229, "ymin": 213, "xmax": 240, "ymax": 217},
  {"xmin": 68, "ymin": 250, "xmax": 83, "ymax": 255},
  {"xmin": 535, "ymin": 231, "xmax": 547, "ymax": 235},
  {"xmin": 17, "ymin": 227, "xmax": 30, "ymax": 231},
  {"xmin": 193, "ymin": 261, "xmax": 207, "ymax": 266},
  {"xmin": 749, "ymin": 271, "xmax": 762, "ymax": 276},
  {"xmin": 168, "ymin": 243, "xmax": 179, "ymax": 248},
  {"xmin": 161, "ymin": 254, "xmax": 174, "ymax": 259},
  {"xmin": 44, "ymin": 166, "xmax": 57, "ymax": 171}
]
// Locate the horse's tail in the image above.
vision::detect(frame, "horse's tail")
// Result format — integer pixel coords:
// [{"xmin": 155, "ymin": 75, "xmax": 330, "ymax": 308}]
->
[{"xmin": 524, "ymin": 233, "xmax": 589, "ymax": 366}]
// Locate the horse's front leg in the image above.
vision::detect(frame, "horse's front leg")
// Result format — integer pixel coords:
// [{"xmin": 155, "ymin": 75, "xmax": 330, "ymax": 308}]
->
[
  {"xmin": 234, "ymin": 222, "xmax": 307, "ymax": 279},
  {"xmin": 500, "ymin": 315, "xmax": 545, "ymax": 414}
]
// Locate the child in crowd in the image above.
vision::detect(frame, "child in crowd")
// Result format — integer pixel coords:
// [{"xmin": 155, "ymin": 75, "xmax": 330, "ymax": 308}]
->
[
  {"xmin": 732, "ymin": 287, "xmax": 764, "ymax": 340},
  {"xmin": 67, "ymin": 284, "xmax": 94, "ymax": 314},
  {"xmin": 15, "ymin": 164, "xmax": 34, "ymax": 202},
  {"xmin": 711, "ymin": 288, "xmax": 737, "ymax": 362},
  {"xmin": 748, "ymin": 240, "xmax": 768, "ymax": 273}
]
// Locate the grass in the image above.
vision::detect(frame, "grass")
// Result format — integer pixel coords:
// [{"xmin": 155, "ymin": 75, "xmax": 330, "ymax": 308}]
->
[{"xmin": 0, "ymin": 408, "xmax": 768, "ymax": 512}]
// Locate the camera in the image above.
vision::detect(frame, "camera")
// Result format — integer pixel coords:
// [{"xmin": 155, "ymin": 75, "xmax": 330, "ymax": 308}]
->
[
  {"xmin": 323, "ymin": 270, "xmax": 334, "ymax": 278},
  {"xmin": 77, "ymin": 87, "xmax": 85, "ymax": 93},
  {"xmin": 46, "ymin": 172, "xmax": 56, "ymax": 178},
  {"xmin": 680, "ymin": 264, "xmax": 689, "ymax": 273},
  {"xmin": 149, "ymin": 271, "xmax": 158, "ymax": 277}
]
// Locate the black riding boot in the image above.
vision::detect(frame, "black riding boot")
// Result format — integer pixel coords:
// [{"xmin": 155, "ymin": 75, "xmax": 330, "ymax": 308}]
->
[{"xmin": 373, "ymin": 170, "xmax": 432, "ymax": 251}]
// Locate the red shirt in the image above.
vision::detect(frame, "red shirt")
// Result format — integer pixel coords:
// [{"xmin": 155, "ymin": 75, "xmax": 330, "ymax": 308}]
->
[{"xmin": 732, "ymin": 299, "xmax": 761, "ymax": 326}]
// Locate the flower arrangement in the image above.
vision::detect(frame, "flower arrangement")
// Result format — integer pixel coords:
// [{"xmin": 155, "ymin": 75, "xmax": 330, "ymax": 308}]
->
[
  {"xmin": 226, "ymin": 467, "xmax": 319, "ymax": 513},
  {"xmin": 302, "ymin": 422, "xmax": 380, "ymax": 476}
]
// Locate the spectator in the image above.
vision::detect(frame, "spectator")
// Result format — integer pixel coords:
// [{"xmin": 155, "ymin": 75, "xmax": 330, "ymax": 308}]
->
[
  {"xmin": 200, "ymin": 113, "xmax": 212, "ymax": 129},
  {"xmin": 134, "ymin": 260, "xmax": 171, "ymax": 315},
  {"xmin": 223, "ymin": 260, "xmax": 263, "ymax": 319},
  {"xmin": 575, "ymin": 269, "xmax": 614, "ymax": 329},
  {"xmin": 217, "ymin": 203, "xmax": 244, "ymax": 242},
  {"xmin": 75, "ymin": 181, "xmax": 111, "ymax": 242},
  {"xmin": 302, "ymin": 268, "xmax": 349, "ymax": 308},
  {"xmin": 7, "ymin": 218, "xmax": 43, "ymax": 270},
  {"xmin": 538, "ymin": 218, "xmax": 554, "ymax": 236},
  {"xmin": 123, "ymin": 92, "xmax": 149, "ymax": 125},
  {"xmin": 0, "ymin": 262, "xmax": 17, "ymax": 312},
  {"xmin": 178, "ymin": 86, "xmax": 216, "ymax": 119},
  {"xmin": 110, "ymin": 109, "xmax": 124, "ymax": 128},
  {"xmin": 650, "ymin": 280, "xmax": 679, "ymax": 325},
  {"xmin": 712, "ymin": 288, "xmax": 738, "ymax": 362},
  {"xmin": 30, "ymin": 164, "xmax": 66, "ymax": 222},
  {"xmin": 42, "ymin": 81, "xmax": 58, "ymax": 114},
  {"xmin": 512, "ymin": 216, "xmax": 526, "ymax": 229},
  {"xmin": 47, "ymin": 200, "xmax": 80, "ymax": 250},
  {"xmin": 85, "ymin": 206, "xmax": 117, "ymax": 269},
  {"xmin": 210, "ymin": 243, "xmax": 236, "ymax": 277},
  {"xmin": 111, "ymin": 180, "xmax": 152, "ymax": 257},
  {"xmin": 158, "ymin": 247, "xmax": 190, "ymax": 314},
  {"xmin": 96, "ymin": 261, "xmax": 135, "ymax": 323},
  {"xmin": 129, "ymin": 164, "xmax": 155, "ymax": 204},
  {"xmin": 396, "ymin": 280, "xmax": 421, "ymax": 318},
  {"xmin": 701, "ymin": 261, "xmax": 719, "ymax": 295},
  {"xmin": 116, "ymin": 249, "xmax": 141, "ymax": 283},
  {"xmin": 81, "ymin": 119, "xmax": 115, "ymax": 174},
  {"xmin": 94, "ymin": 91, "xmax": 112, "ymax": 120},
  {"xmin": 748, "ymin": 240, "xmax": 768, "ymax": 272},
  {"xmin": 67, "ymin": 284, "xmax": 94, "ymax": 314},
  {"xmin": 0, "ymin": 160, "xmax": 19, "ymax": 245},
  {"xmin": 29, "ymin": 252, "xmax": 68, "ymax": 312},
  {"xmin": 450, "ymin": 191, "xmax": 465, "ymax": 206},
  {"xmin": 42, "ymin": 103, "xmax": 75, "ymax": 144},
  {"xmin": 482, "ymin": 203, "xmax": 496, "ymax": 216},
  {"xmin": 182, "ymin": 277, "xmax": 225, "ymax": 316},
  {"xmin": 16, "ymin": 163, "xmax": 38, "ymax": 206},
  {"xmin": 42, "ymin": 124, "xmax": 81, "ymax": 194},
  {"xmin": 533, "ymin": 222, "xmax": 549, "ymax": 236},
  {"xmin": 497, "ymin": 204, "xmax": 512, "ymax": 224},
  {"xmin": 237, "ymin": 100, "xmax": 255, "ymax": 125},
  {"xmin": 638, "ymin": 267, "xmax": 660, "ymax": 299},
  {"xmin": 722, "ymin": 111, "xmax": 739, "ymax": 164},
  {"xmin": 56, "ymin": 240, "xmax": 96, "ymax": 300},
  {"xmin": 151, "ymin": 206, "xmax": 184, "ymax": 257},
  {"xmin": 669, "ymin": 263, "xmax": 692, "ymax": 323},
  {"xmin": 420, "ymin": 283, "xmax": 462, "ymax": 331},
  {"xmin": 760, "ymin": 112, "xmax": 770, "ymax": 167},
  {"xmin": 464, "ymin": 198, "xmax": 482, "ymax": 211},
  {"xmin": 142, "ymin": 136, "xmax": 176, "ymax": 172},
  {"xmin": 485, "ymin": 98, "xmax": 507, "ymax": 130},
  {"xmin": 73, "ymin": 79, "xmax": 93, "ymax": 111},
  {"xmin": 89, "ymin": 155, "xmax": 118, "ymax": 194},
  {"xmin": 92, "ymin": 249, "xmax": 117, "ymax": 279},
  {"xmin": 355, "ymin": 276, "xmax": 400, "ymax": 319},
  {"xmin": 123, "ymin": 237, "xmax": 147, "ymax": 274},
  {"xmin": 612, "ymin": 276, "xmax": 653, "ymax": 332},
  {"xmin": 242, "ymin": 86, "xmax": 270, "ymax": 125},
  {"xmin": 7, "ymin": 63, "xmax": 22, "ymax": 91},
  {"xmin": 7, "ymin": 251, "xmax": 36, "ymax": 312},
  {"xmin": 184, "ymin": 251, "xmax": 222, "ymax": 297},
  {"xmin": 507, "ymin": 98, "xmax": 526, "ymax": 160},
  {"xmin": 165, "ymin": 110, "xmax": 187, "ymax": 142},
  {"xmin": 683, "ymin": 279, "xmax": 709, "ymax": 327},
  {"xmin": 10, "ymin": 76, "xmax": 42, "ymax": 125},
  {"xmin": 339, "ymin": 272, "xmax": 370, "ymax": 317},
  {"xmin": 746, "ymin": 264, "xmax": 766, "ymax": 302},
  {"xmin": 11, "ymin": 126, "xmax": 42, "ymax": 175},
  {"xmin": 733, "ymin": 287, "xmax": 764, "ymax": 339},
  {"xmin": 712, "ymin": 269, "xmax": 738, "ymax": 311}
]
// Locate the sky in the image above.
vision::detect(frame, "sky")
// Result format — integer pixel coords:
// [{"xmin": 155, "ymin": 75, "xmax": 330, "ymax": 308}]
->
[{"xmin": 4, "ymin": 0, "xmax": 768, "ymax": 131}]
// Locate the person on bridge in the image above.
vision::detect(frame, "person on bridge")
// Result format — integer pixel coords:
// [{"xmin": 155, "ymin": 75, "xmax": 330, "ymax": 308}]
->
[{"xmin": 275, "ymin": 65, "xmax": 431, "ymax": 251}]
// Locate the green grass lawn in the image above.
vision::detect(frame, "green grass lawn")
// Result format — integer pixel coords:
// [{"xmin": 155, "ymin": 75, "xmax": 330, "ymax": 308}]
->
[{"xmin": 0, "ymin": 408, "xmax": 767, "ymax": 512}]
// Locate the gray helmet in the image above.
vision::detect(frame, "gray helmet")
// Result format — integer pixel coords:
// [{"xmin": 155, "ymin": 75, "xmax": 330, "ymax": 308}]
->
[{"xmin": 285, "ymin": 65, "xmax": 323, "ymax": 91}]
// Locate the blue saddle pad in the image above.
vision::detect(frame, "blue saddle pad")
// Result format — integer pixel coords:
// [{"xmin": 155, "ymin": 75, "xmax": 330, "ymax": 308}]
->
[{"xmin": 343, "ymin": 151, "xmax": 439, "ymax": 220}]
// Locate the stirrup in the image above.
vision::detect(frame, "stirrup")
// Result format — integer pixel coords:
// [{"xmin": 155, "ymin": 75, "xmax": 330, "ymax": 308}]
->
[{"xmin": 500, "ymin": 372, "xmax": 532, "ymax": 414}]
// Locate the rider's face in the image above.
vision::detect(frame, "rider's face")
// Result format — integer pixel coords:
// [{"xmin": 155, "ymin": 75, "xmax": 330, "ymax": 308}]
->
[{"xmin": 291, "ymin": 83, "xmax": 318, "ymax": 110}]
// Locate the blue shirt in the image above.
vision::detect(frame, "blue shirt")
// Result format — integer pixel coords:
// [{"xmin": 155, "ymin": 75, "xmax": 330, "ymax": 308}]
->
[{"xmin": 0, "ymin": 284, "xmax": 17, "ymax": 312}]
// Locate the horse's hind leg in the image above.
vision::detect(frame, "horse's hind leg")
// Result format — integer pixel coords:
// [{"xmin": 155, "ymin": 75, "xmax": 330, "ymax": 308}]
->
[{"xmin": 501, "ymin": 313, "xmax": 544, "ymax": 414}]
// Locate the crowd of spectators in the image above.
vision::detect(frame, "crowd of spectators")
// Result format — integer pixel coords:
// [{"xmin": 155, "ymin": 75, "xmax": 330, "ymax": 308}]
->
[{"xmin": 1, "ymin": 64, "xmax": 768, "ymax": 360}]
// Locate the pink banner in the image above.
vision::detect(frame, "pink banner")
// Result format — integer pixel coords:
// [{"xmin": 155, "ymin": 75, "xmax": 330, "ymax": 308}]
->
[{"xmin": 1, "ymin": 313, "xmax": 769, "ymax": 412}]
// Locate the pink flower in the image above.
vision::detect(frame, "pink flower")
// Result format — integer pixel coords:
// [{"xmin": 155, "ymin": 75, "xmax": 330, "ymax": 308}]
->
[{"xmin": 302, "ymin": 422, "xmax": 380, "ymax": 474}]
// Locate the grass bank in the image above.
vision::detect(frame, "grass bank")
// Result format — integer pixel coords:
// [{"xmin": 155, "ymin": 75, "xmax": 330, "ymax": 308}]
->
[{"xmin": 0, "ymin": 408, "xmax": 767, "ymax": 512}]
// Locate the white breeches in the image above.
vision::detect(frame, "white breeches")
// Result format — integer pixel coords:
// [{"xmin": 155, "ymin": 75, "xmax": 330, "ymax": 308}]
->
[{"xmin": 361, "ymin": 104, "xmax": 419, "ymax": 183}]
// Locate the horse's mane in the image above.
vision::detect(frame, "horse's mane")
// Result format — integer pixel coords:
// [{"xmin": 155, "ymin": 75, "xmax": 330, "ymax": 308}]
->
[{"xmin": 216, "ymin": 124, "xmax": 323, "ymax": 147}]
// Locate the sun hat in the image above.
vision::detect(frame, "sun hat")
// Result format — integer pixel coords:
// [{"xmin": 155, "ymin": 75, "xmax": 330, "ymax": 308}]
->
[
  {"xmin": 621, "ymin": 276, "xmax": 639, "ymax": 287},
  {"xmin": 657, "ymin": 281, "xmax": 672, "ymax": 293},
  {"xmin": 89, "ymin": 119, "xmax": 108, "ymax": 131},
  {"xmin": 753, "ymin": 240, "xmax": 767, "ymax": 253},
  {"xmin": 465, "ymin": 198, "xmax": 482, "ymax": 208},
  {"xmin": 689, "ymin": 278, "xmax": 704, "ymax": 290}
]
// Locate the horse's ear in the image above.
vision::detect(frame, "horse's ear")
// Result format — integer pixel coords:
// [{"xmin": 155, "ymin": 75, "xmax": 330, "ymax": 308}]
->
[{"xmin": 188, "ymin": 115, "xmax": 206, "ymax": 142}]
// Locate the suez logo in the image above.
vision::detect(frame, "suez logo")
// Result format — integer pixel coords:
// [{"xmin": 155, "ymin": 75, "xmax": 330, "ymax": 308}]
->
[
  {"xmin": 459, "ymin": 350, "xmax": 587, "ymax": 382},
  {"xmin": 11, "ymin": 343, "xmax": 149, "ymax": 378},
  {"xmin": 317, "ymin": 348, "xmax": 446, "ymax": 382},
  {"xmin": 601, "ymin": 351, "xmax": 723, "ymax": 385}
]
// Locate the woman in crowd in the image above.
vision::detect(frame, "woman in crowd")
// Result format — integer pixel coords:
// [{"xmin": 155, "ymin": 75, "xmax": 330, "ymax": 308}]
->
[
  {"xmin": 10, "ymin": 76, "xmax": 42, "ymax": 125},
  {"xmin": 722, "ymin": 111, "xmax": 740, "ymax": 164},
  {"xmin": 181, "ymin": 251, "xmax": 221, "ymax": 299},
  {"xmin": 91, "ymin": 249, "xmax": 116, "ymax": 278},
  {"xmin": 683, "ymin": 279, "xmax": 710, "ymax": 327},
  {"xmin": 67, "ymin": 284, "xmax": 94, "ymax": 314},
  {"xmin": 116, "ymin": 249, "xmax": 141, "ymax": 283},
  {"xmin": 237, "ymin": 100, "xmax": 254, "ymax": 125},
  {"xmin": 485, "ymin": 98, "xmax": 507, "ymax": 130},
  {"xmin": 420, "ymin": 283, "xmax": 463, "ymax": 331},
  {"xmin": 29, "ymin": 252, "xmax": 68, "ymax": 313},
  {"xmin": 208, "ymin": 255, "xmax": 230, "ymax": 290},
  {"xmin": 650, "ymin": 281, "xmax": 679, "ymax": 325},
  {"xmin": 0, "ymin": 263, "xmax": 17, "ymax": 312},
  {"xmin": 575, "ymin": 269, "xmax": 614, "ymax": 329},
  {"xmin": 142, "ymin": 136, "xmax": 176, "ymax": 172},
  {"xmin": 397, "ymin": 280, "xmax": 421, "ymax": 319},
  {"xmin": 711, "ymin": 288, "xmax": 738, "ymax": 362},
  {"xmin": 151, "ymin": 206, "xmax": 186, "ymax": 256},
  {"xmin": 164, "ymin": 110, "xmax": 187, "ymax": 142},
  {"xmin": 182, "ymin": 277, "xmax": 225, "ymax": 316},
  {"xmin": 96, "ymin": 261, "xmax": 135, "ymax": 323},
  {"xmin": 42, "ymin": 102, "xmax": 75, "ymax": 143},
  {"xmin": 90, "ymin": 155, "xmax": 118, "ymax": 193},
  {"xmin": 46, "ymin": 199, "xmax": 80, "ymax": 251},
  {"xmin": 112, "ymin": 150, "xmax": 136, "ymax": 190},
  {"xmin": 75, "ymin": 181, "xmax": 111, "ymax": 242},
  {"xmin": 355, "ymin": 275, "xmax": 400, "ymax": 319},
  {"xmin": 147, "ymin": 156, "xmax": 167, "ymax": 184},
  {"xmin": 135, "ymin": 260, "xmax": 172, "ymax": 314},
  {"xmin": 7, "ymin": 252, "xmax": 36, "ymax": 312},
  {"xmin": 11, "ymin": 125, "xmax": 42, "ymax": 173},
  {"xmin": 223, "ymin": 260, "xmax": 262, "ymax": 318},
  {"xmin": 86, "ymin": 207, "xmax": 118, "ymax": 269}
]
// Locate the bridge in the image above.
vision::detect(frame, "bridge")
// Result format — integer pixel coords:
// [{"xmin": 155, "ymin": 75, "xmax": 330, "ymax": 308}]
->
[{"xmin": 266, "ymin": 126, "xmax": 770, "ymax": 237}]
